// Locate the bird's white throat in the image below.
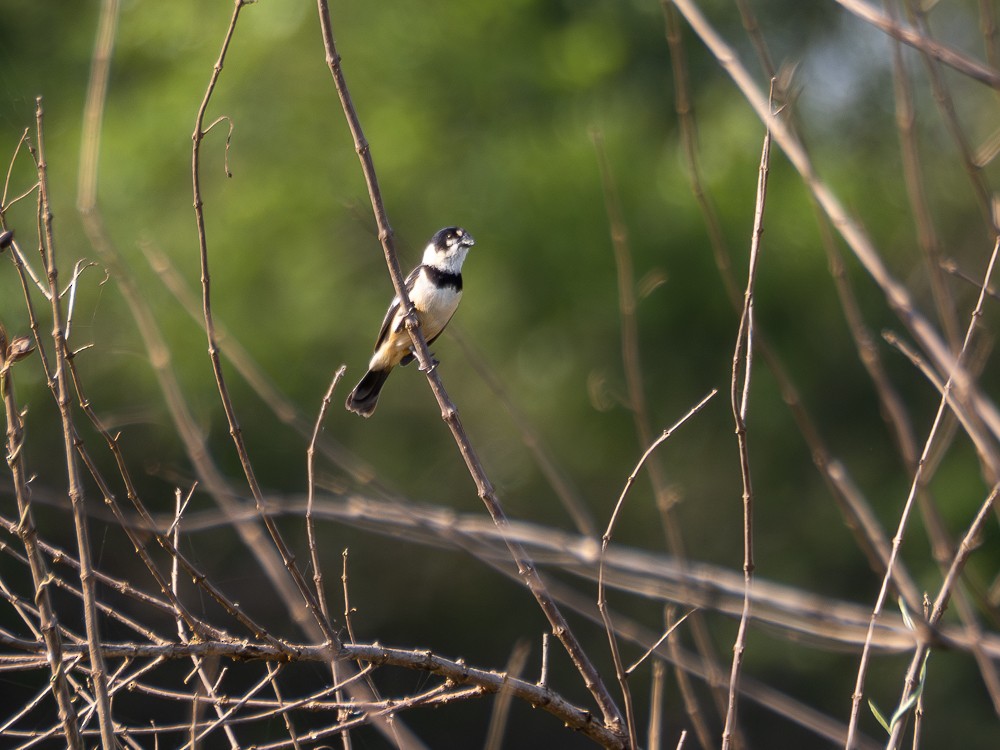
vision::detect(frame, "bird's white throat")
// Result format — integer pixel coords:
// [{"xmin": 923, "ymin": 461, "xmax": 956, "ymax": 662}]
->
[{"xmin": 423, "ymin": 243, "xmax": 470, "ymax": 274}]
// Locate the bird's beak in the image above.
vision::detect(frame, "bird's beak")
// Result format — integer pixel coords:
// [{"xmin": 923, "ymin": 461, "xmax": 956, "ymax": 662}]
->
[{"xmin": 461, "ymin": 233, "xmax": 476, "ymax": 248}]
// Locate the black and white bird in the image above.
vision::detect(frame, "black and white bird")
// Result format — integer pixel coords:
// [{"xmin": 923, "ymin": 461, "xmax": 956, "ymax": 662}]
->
[{"xmin": 345, "ymin": 226, "xmax": 475, "ymax": 417}]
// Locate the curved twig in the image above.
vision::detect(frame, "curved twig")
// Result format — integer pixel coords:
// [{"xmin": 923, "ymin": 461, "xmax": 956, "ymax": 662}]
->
[{"xmin": 191, "ymin": 0, "xmax": 341, "ymax": 655}]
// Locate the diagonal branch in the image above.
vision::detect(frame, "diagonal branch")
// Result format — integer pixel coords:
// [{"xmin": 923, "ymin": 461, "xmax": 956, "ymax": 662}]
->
[
  {"xmin": 669, "ymin": 0, "xmax": 1000, "ymax": 469},
  {"xmin": 846, "ymin": 235, "xmax": 1000, "ymax": 748},
  {"xmin": 835, "ymin": 0, "xmax": 1000, "ymax": 89},
  {"xmin": 314, "ymin": 0, "xmax": 624, "ymax": 735},
  {"xmin": 598, "ymin": 391, "xmax": 717, "ymax": 750}
]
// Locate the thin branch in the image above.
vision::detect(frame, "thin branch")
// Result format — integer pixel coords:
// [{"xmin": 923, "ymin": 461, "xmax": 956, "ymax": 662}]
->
[
  {"xmin": 315, "ymin": 0, "xmax": 624, "ymax": 734},
  {"xmin": 647, "ymin": 660, "xmax": 665, "ymax": 750},
  {"xmin": 250, "ymin": 684, "xmax": 476, "ymax": 750},
  {"xmin": 0, "ymin": 511, "xmax": 210, "ymax": 644},
  {"xmin": 192, "ymin": 0, "xmax": 342, "ymax": 658},
  {"xmin": 903, "ymin": 0, "xmax": 995, "ymax": 230},
  {"xmin": 266, "ymin": 663, "xmax": 304, "ymax": 750},
  {"xmin": 615, "ymin": 25, "xmax": 746, "ymax": 736},
  {"xmin": 171, "ymin": 490, "xmax": 240, "ymax": 750},
  {"xmin": 722, "ymin": 99, "xmax": 771, "ymax": 750},
  {"xmin": 539, "ymin": 632, "xmax": 550, "ymax": 688},
  {"xmin": 307, "ymin": 369, "xmax": 345, "ymax": 623},
  {"xmin": 183, "ymin": 664, "xmax": 278, "ymax": 749},
  {"xmin": 457, "ymin": 534, "xmax": 887, "ymax": 750},
  {"xmin": 846, "ymin": 234, "xmax": 1000, "ymax": 748},
  {"xmin": 67, "ymin": 419, "xmax": 256, "ymax": 644},
  {"xmin": 192, "ymin": 11, "xmax": 430, "ymax": 749},
  {"xmin": 885, "ymin": 482, "xmax": 1000, "ymax": 749},
  {"xmin": 598, "ymin": 391, "xmax": 716, "ymax": 749},
  {"xmin": 483, "ymin": 640, "xmax": 531, "ymax": 750},
  {"xmin": 450, "ymin": 328, "xmax": 597, "ymax": 538},
  {"xmin": 1, "ymin": 328, "xmax": 82, "ymax": 746},
  {"xmin": 141, "ymin": 241, "xmax": 383, "ymax": 490},
  {"xmin": 627, "ymin": 609, "xmax": 696, "ymax": 675},
  {"xmin": 883, "ymin": 3, "xmax": 1000, "ymax": 695},
  {"xmin": 74, "ymin": 0, "xmax": 327, "ymax": 648},
  {"xmin": 670, "ymin": 0, "xmax": 1000, "ymax": 458},
  {"xmin": 660, "ymin": 10, "xmax": 754, "ymax": 747},
  {"xmin": 834, "ymin": 0, "xmax": 1000, "ymax": 89},
  {"xmin": 76, "ymin": 0, "xmax": 118, "ymax": 212},
  {"xmin": 940, "ymin": 257, "xmax": 1000, "ymax": 302},
  {"xmin": 338, "ymin": 547, "xmax": 378, "ymax": 749},
  {"xmin": 887, "ymin": 0, "xmax": 961, "ymax": 349},
  {"xmin": 34, "ymin": 97, "xmax": 118, "ymax": 750},
  {"xmin": 2, "ymin": 634, "xmax": 629, "ymax": 750},
  {"xmin": 3, "ymin": 128, "xmax": 31, "ymax": 207},
  {"xmin": 160, "ymin": 492, "xmax": 1000, "ymax": 657}
]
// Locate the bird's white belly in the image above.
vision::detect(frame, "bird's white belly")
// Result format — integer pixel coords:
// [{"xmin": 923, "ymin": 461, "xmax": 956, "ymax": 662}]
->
[
  {"xmin": 414, "ymin": 282, "xmax": 461, "ymax": 340},
  {"xmin": 368, "ymin": 276, "xmax": 461, "ymax": 370}
]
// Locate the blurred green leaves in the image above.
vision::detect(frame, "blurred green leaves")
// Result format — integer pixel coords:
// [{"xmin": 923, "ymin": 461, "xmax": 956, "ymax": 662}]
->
[{"xmin": 2, "ymin": 1, "xmax": 999, "ymax": 746}]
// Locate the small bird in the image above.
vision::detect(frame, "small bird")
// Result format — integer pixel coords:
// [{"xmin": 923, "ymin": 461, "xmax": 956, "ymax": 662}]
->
[{"xmin": 345, "ymin": 226, "xmax": 476, "ymax": 417}]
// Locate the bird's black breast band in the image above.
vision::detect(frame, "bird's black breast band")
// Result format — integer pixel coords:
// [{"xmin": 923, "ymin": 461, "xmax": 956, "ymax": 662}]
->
[{"xmin": 422, "ymin": 265, "xmax": 463, "ymax": 292}]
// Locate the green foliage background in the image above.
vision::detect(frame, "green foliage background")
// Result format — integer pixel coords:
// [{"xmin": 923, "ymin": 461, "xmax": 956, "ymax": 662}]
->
[{"xmin": 2, "ymin": 0, "xmax": 999, "ymax": 747}]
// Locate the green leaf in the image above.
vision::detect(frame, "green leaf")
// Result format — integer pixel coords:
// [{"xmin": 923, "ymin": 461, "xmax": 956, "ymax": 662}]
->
[
  {"xmin": 889, "ymin": 692, "xmax": 919, "ymax": 729},
  {"xmin": 868, "ymin": 699, "xmax": 891, "ymax": 734},
  {"xmin": 885, "ymin": 651, "xmax": 933, "ymax": 731},
  {"xmin": 919, "ymin": 651, "xmax": 930, "ymax": 684}
]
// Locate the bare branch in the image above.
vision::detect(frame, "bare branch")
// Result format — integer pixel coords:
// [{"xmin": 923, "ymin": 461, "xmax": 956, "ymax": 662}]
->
[
  {"xmin": 1, "ymin": 325, "xmax": 82, "ymax": 746},
  {"xmin": 847, "ymin": 236, "xmax": 1000, "ymax": 748},
  {"xmin": 34, "ymin": 97, "xmax": 118, "ymax": 750},
  {"xmin": 835, "ymin": 0, "xmax": 1000, "ymax": 89},
  {"xmin": 192, "ymin": 0, "xmax": 342, "ymax": 660},
  {"xmin": 722, "ymin": 89, "xmax": 772, "ymax": 750},
  {"xmin": 315, "ymin": 0, "xmax": 624, "ymax": 734}
]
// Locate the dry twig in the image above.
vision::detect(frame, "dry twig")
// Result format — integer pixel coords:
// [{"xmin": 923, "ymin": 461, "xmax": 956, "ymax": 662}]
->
[
  {"xmin": 722, "ymin": 93, "xmax": 771, "ymax": 750},
  {"xmin": 315, "ymin": 0, "xmax": 624, "ymax": 736}
]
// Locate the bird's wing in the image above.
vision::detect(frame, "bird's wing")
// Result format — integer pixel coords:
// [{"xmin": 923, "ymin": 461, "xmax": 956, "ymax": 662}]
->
[{"xmin": 371, "ymin": 266, "xmax": 421, "ymax": 352}]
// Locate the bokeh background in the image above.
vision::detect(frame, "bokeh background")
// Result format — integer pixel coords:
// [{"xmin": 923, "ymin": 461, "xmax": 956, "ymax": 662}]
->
[{"xmin": 2, "ymin": 0, "xmax": 999, "ymax": 747}]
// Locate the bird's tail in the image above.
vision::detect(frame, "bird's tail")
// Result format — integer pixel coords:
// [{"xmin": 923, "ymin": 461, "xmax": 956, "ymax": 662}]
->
[{"xmin": 345, "ymin": 368, "xmax": 392, "ymax": 417}]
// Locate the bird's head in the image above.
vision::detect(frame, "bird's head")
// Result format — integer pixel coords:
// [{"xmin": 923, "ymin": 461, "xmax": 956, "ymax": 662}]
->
[{"xmin": 423, "ymin": 226, "xmax": 475, "ymax": 272}]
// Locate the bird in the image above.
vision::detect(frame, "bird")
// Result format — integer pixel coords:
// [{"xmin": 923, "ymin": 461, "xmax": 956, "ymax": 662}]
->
[{"xmin": 345, "ymin": 226, "xmax": 475, "ymax": 417}]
